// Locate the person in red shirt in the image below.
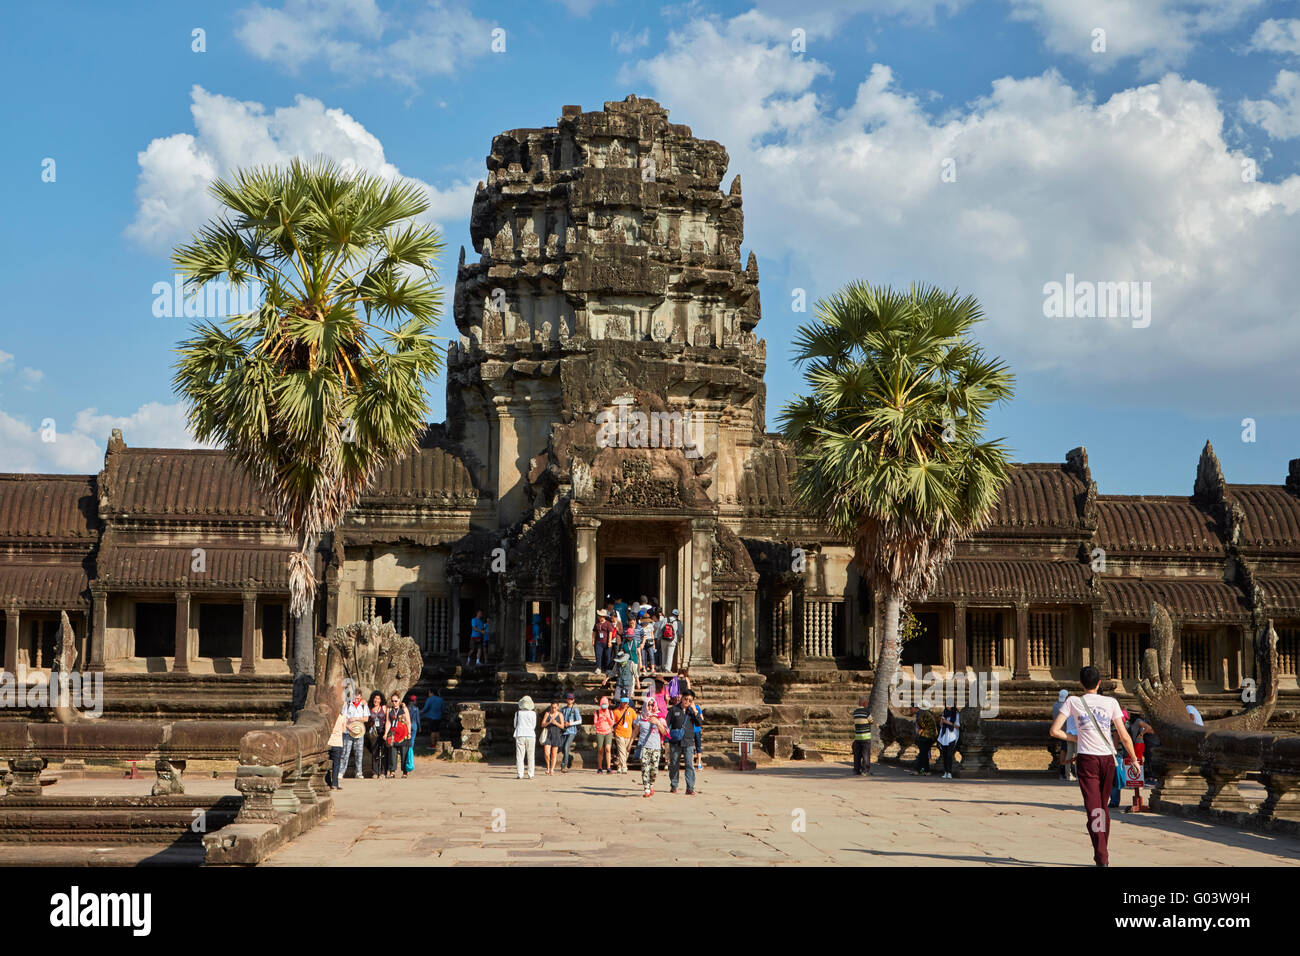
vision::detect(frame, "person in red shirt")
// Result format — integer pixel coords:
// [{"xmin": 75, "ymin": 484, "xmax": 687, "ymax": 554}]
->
[
  {"xmin": 592, "ymin": 695, "xmax": 615, "ymax": 773},
  {"xmin": 592, "ymin": 609, "xmax": 616, "ymax": 675}
]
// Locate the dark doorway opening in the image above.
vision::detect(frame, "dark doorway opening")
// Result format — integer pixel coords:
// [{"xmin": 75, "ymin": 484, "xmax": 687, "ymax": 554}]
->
[
  {"xmin": 198, "ymin": 603, "xmax": 242, "ymax": 659},
  {"xmin": 900, "ymin": 611, "xmax": 941, "ymax": 669},
  {"xmin": 262, "ymin": 603, "xmax": 285, "ymax": 660},
  {"xmin": 527, "ymin": 599, "xmax": 555, "ymax": 664},
  {"xmin": 134, "ymin": 602, "xmax": 175, "ymax": 658},
  {"xmin": 711, "ymin": 601, "xmax": 734, "ymax": 665},
  {"xmin": 603, "ymin": 558, "xmax": 660, "ymax": 608},
  {"xmin": 458, "ymin": 597, "xmax": 478, "ymax": 658}
]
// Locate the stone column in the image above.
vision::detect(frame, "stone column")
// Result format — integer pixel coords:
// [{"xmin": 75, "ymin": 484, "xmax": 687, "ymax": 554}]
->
[
  {"xmin": 738, "ymin": 587, "xmax": 757, "ymax": 673},
  {"xmin": 174, "ymin": 589, "xmax": 190, "ymax": 673},
  {"xmin": 1093, "ymin": 610, "xmax": 1109, "ymax": 677},
  {"xmin": 1171, "ymin": 620, "xmax": 1184, "ymax": 693},
  {"xmin": 504, "ymin": 589, "xmax": 524, "ymax": 668},
  {"xmin": 791, "ymin": 587, "xmax": 806, "ymax": 669},
  {"xmin": 3, "ymin": 605, "xmax": 18, "ymax": 675},
  {"xmin": 571, "ymin": 515, "xmax": 600, "ymax": 669},
  {"xmin": 448, "ymin": 581, "xmax": 461, "ymax": 661},
  {"xmin": 687, "ymin": 518, "xmax": 714, "ymax": 668},
  {"xmin": 89, "ymin": 587, "xmax": 107, "ymax": 672},
  {"xmin": 953, "ymin": 601, "xmax": 967, "ymax": 672},
  {"xmin": 1013, "ymin": 602, "xmax": 1029, "ymax": 680},
  {"xmin": 240, "ymin": 590, "xmax": 258, "ymax": 674}
]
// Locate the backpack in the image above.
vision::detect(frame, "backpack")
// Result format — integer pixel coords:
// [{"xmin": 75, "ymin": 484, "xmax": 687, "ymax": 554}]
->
[{"xmin": 662, "ymin": 623, "xmax": 674, "ymax": 640}]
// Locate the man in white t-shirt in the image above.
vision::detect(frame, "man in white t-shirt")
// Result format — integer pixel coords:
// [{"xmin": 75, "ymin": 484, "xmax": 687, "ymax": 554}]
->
[{"xmin": 1050, "ymin": 666, "xmax": 1138, "ymax": 867}]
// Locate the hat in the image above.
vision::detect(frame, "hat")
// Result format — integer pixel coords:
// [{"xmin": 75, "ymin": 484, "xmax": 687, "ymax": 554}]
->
[
  {"xmin": 671, "ymin": 608, "xmax": 679, "ymax": 617},
  {"xmin": 566, "ymin": 692, "xmax": 575, "ymax": 700},
  {"xmin": 614, "ymin": 651, "xmax": 630, "ymax": 663},
  {"xmin": 1057, "ymin": 689, "xmax": 1069, "ymax": 702},
  {"xmin": 596, "ymin": 609, "xmax": 608, "ymax": 617},
  {"xmin": 519, "ymin": 695, "xmax": 535, "ymax": 711},
  {"xmin": 625, "ymin": 626, "xmax": 636, "ymax": 636}
]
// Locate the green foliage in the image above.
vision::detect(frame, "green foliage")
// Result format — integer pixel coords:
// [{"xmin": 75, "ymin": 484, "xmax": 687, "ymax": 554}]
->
[
  {"xmin": 171, "ymin": 158, "xmax": 445, "ymax": 616},
  {"xmin": 778, "ymin": 280, "xmax": 1015, "ymax": 601}
]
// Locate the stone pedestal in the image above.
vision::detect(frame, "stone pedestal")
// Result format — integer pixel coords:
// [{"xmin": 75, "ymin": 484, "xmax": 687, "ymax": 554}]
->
[
  {"xmin": 6, "ymin": 754, "xmax": 45, "ymax": 796},
  {"xmin": 151, "ymin": 758, "xmax": 186, "ymax": 795},
  {"xmin": 233, "ymin": 765, "xmax": 287, "ymax": 822}
]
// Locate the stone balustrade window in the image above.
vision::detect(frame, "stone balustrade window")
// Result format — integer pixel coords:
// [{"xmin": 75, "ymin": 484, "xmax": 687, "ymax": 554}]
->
[
  {"xmin": 803, "ymin": 599, "xmax": 843, "ymax": 657},
  {"xmin": 1028, "ymin": 609, "xmax": 1067, "ymax": 668},
  {"xmin": 425, "ymin": 596, "xmax": 451, "ymax": 656},
  {"xmin": 1180, "ymin": 629, "xmax": 1213, "ymax": 683},
  {"xmin": 967, "ymin": 609, "xmax": 1004, "ymax": 668},
  {"xmin": 1279, "ymin": 625, "xmax": 1298, "ymax": 677}
]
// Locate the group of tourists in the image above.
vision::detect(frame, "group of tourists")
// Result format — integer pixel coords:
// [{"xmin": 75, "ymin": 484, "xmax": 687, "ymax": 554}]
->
[
  {"xmin": 592, "ymin": 595, "xmax": 682, "ymax": 680},
  {"xmin": 326, "ymin": 687, "xmax": 446, "ymax": 787},
  {"xmin": 513, "ymin": 674, "xmax": 704, "ymax": 796}
]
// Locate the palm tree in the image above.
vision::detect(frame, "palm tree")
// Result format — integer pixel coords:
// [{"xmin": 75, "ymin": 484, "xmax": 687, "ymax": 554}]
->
[
  {"xmin": 171, "ymin": 158, "xmax": 445, "ymax": 687},
  {"xmin": 779, "ymin": 281, "xmax": 1014, "ymax": 746}
]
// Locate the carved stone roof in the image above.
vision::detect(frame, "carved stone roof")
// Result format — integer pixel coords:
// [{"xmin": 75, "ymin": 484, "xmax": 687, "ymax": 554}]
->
[
  {"xmin": 1228, "ymin": 485, "xmax": 1300, "ymax": 550},
  {"xmin": 1096, "ymin": 496, "xmax": 1223, "ymax": 553},
  {"xmin": 0, "ymin": 474, "xmax": 99, "ymax": 541},
  {"xmin": 1102, "ymin": 578, "xmax": 1249, "ymax": 621},
  {"xmin": 930, "ymin": 559, "xmax": 1092, "ymax": 601},
  {"xmin": 985, "ymin": 464, "xmax": 1086, "ymax": 531},
  {"xmin": 1254, "ymin": 576, "xmax": 1300, "ymax": 615},
  {"xmin": 97, "ymin": 544, "xmax": 290, "ymax": 591},
  {"xmin": 104, "ymin": 442, "xmax": 479, "ymax": 520},
  {"xmin": 0, "ymin": 562, "xmax": 90, "ymax": 608}
]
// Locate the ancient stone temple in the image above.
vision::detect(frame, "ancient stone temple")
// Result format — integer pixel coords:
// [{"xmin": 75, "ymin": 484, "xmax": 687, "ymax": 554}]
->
[{"xmin": 3, "ymin": 96, "xmax": 1300, "ymax": 729}]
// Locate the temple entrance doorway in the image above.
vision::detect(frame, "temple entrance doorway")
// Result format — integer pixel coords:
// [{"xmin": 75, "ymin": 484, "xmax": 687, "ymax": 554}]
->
[
  {"xmin": 526, "ymin": 598, "xmax": 555, "ymax": 664},
  {"xmin": 900, "ymin": 610, "xmax": 941, "ymax": 670},
  {"xmin": 602, "ymin": 557, "xmax": 660, "ymax": 608}
]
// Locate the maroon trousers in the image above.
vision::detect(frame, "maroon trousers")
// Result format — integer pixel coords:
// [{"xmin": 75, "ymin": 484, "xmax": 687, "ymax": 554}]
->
[{"xmin": 1076, "ymin": 753, "xmax": 1117, "ymax": 865}]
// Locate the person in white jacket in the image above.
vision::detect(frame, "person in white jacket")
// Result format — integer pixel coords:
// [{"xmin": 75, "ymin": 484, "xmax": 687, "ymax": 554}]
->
[{"xmin": 514, "ymin": 696, "xmax": 537, "ymax": 779}]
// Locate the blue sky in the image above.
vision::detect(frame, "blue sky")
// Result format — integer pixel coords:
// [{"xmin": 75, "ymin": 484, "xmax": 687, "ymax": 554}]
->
[{"xmin": 3, "ymin": 0, "xmax": 1299, "ymax": 493}]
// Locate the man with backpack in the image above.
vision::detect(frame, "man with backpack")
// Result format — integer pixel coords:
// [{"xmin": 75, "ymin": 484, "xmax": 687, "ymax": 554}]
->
[
  {"xmin": 667, "ymin": 690, "xmax": 703, "ymax": 794},
  {"xmin": 1050, "ymin": 666, "xmax": 1139, "ymax": 867}
]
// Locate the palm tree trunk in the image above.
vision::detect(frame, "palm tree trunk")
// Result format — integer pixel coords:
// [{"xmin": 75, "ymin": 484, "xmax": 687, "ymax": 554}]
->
[
  {"xmin": 290, "ymin": 533, "xmax": 318, "ymax": 681},
  {"xmin": 867, "ymin": 591, "xmax": 902, "ymax": 753}
]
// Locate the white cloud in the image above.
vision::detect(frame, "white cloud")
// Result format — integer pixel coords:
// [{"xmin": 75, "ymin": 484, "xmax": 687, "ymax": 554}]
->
[
  {"xmin": 18, "ymin": 368, "xmax": 43, "ymax": 391},
  {"xmin": 235, "ymin": 0, "xmax": 494, "ymax": 87},
  {"xmin": 1006, "ymin": 0, "xmax": 1265, "ymax": 76},
  {"xmin": 611, "ymin": 27, "xmax": 651, "ymax": 55},
  {"xmin": 126, "ymin": 86, "xmax": 477, "ymax": 251},
  {"xmin": 0, "ymin": 351, "xmax": 12, "ymax": 373},
  {"xmin": 1243, "ymin": 69, "xmax": 1300, "ymax": 138},
  {"xmin": 0, "ymin": 402, "xmax": 208, "ymax": 474},
  {"xmin": 621, "ymin": 14, "xmax": 1300, "ymax": 410},
  {"xmin": 1249, "ymin": 17, "xmax": 1300, "ymax": 56}
]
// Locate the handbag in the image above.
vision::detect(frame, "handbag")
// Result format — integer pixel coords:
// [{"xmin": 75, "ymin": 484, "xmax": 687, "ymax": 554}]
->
[
  {"xmin": 1077, "ymin": 696, "xmax": 1119, "ymax": 767},
  {"xmin": 404, "ymin": 742, "xmax": 415, "ymax": 773}
]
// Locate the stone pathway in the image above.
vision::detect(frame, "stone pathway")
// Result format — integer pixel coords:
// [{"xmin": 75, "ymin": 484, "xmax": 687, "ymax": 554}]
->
[{"xmin": 264, "ymin": 758, "xmax": 1300, "ymax": 867}]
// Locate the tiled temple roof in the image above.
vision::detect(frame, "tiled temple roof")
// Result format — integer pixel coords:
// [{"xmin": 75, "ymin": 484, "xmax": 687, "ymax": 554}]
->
[
  {"xmin": 1096, "ymin": 497, "xmax": 1223, "ymax": 553},
  {"xmin": 1254, "ymin": 576, "xmax": 1300, "ymax": 615},
  {"xmin": 362, "ymin": 447, "xmax": 479, "ymax": 501},
  {"xmin": 931, "ymin": 558, "xmax": 1092, "ymax": 601},
  {"xmin": 985, "ymin": 464, "xmax": 1085, "ymax": 531},
  {"xmin": 739, "ymin": 449, "xmax": 1088, "ymax": 530},
  {"xmin": 1229, "ymin": 485, "xmax": 1300, "ymax": 550},
  {"xmin": 0, "ymin": 562, "xmax": 90, "ymax": 608},
  {"xmin": 0, "ymin": 474, "xmax": 98, "ymax": 541},
  {"xmin": 108, "ymin": 448, "xmax": 269, "ymax": 519},
  {"xmin": 105, "ymin": 445, "xmax": 479, "ymax": 519},
  {"xmin": 97, "ymin": 544, "xmax": 290, "ymax": 591},
  {"xmin": 1102, "ymin": 578, "xmax": 1249, "ymax": 621}
]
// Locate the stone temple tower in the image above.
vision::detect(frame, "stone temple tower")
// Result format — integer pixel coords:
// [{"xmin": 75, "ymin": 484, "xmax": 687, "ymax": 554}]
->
[{"xmin": 445, "ymin": 95, "xmax": 771, "ymax": 670}]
